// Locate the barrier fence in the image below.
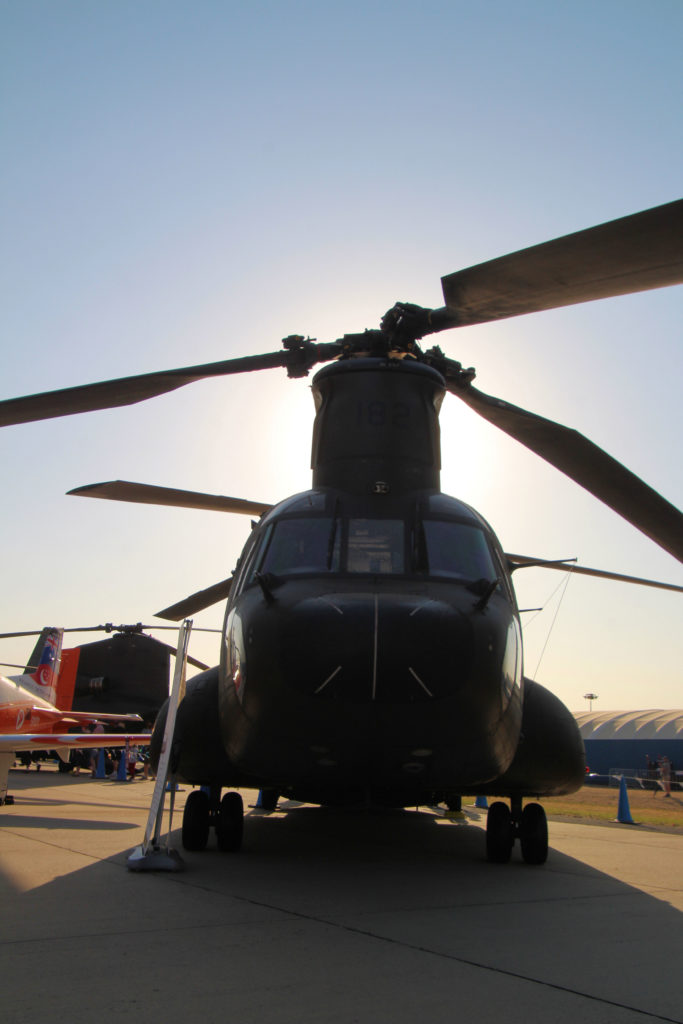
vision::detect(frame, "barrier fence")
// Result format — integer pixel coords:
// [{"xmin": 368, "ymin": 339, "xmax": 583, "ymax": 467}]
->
[{"xmin": 607, "ymin": 768, "xmax": 681, "ymax": 792}]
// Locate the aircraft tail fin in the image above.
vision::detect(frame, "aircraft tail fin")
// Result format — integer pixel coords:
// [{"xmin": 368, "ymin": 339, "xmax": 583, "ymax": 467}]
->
[
  {"xmin": 25, "ymin": 628, "xmax": 53, "ymax": 673},
  {"xmin": 23, "ymin": 628, "xmax": 64, "ymax": 705}
]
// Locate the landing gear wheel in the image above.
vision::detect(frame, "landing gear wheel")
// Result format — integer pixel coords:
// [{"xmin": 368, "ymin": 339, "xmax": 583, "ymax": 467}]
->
[
  {"xmin": 216, "ymin": 791, "xmax": 244, "ymax": 852},
  {"xmin": 520, "ymin": 803, "xmax": 548, "ymax": 865},
  {"xmin": 486, "ymin": 801, "xmax": 513, "ymax": 863},
  {"xmin": 182, "ymin": 789, "xmax": 210, "ymax": 851}
]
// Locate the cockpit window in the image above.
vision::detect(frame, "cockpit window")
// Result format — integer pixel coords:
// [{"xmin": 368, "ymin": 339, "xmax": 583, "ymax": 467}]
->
[
  {"xmin": 259, "ymin": 517, "xmax": 340, "ymax": 576},
  {"xmin": 422, "ymin": 521, "xmax": 496, "ymax": 580},
  {"xmin": 245, "ymin": 514, "xmax": 493, "ymax": 584},
  {"xmin": 347, "ymin": 519, "xmax": 404, "ymax": 574}
]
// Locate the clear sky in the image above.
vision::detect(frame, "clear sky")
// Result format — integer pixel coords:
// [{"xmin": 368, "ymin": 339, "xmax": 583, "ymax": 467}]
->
[{"xmin": 1, "ymin": 0, "xmax": 681, "ymax": 711}]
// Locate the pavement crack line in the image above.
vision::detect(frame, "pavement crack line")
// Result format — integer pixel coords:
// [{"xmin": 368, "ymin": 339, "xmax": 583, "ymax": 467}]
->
[
  {"xmin": 2, "ymin": 832, "xmax": 680, "ymax": 1022},
  {"xmin": 0, "ymin": 828, "xmax": 133, "ymax": 864},
  {"xmin": 159, "ymin": 875, "xmax": 683, "ymax": 1024},
  {"xmin": 3, "ymin": 866, "xmax": 681, "ymax": 1023}
]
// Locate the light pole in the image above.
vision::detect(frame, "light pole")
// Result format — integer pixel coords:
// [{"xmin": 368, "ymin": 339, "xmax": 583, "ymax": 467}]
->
[{"xmin": 583, "ymin": 692, "xmax": 599, "ymax": 711}]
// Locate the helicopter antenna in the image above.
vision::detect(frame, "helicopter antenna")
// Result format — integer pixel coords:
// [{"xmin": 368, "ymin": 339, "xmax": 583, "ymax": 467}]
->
[{"xmin": 531, "ymin": 569, "xmax": 574, "ymax": 678}]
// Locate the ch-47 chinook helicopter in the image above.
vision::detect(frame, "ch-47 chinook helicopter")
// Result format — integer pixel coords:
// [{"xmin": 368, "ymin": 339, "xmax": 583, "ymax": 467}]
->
[{"xmin": 1, "ymin": 200, "xmax": 682, "ymax": 864}]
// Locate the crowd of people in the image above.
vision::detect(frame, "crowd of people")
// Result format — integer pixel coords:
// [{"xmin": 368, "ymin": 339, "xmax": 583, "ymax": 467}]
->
[{"xmin": 67, "ymin": 721, "xmax": 155, "ymax": 780}]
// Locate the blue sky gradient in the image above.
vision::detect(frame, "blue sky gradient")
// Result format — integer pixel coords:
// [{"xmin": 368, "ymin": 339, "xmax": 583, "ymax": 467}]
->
[{"xmin": 1, "ymin": 1, "xmax": 681, "ymax": 709}]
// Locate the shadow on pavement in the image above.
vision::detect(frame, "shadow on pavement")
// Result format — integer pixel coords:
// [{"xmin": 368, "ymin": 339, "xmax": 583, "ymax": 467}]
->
[{"xmin": 2, "ymin": 789, "xmax": 681, "ymax": 1024}]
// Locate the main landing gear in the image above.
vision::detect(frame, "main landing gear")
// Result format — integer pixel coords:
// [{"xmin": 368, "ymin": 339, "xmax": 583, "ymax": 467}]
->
[
  {"xmin": 181, "ymin": 787, "xmax": 244, "ymax": 853},
  {"xmin": 485, "ymin": 797, "xmax": 548, "ymax": 865}
]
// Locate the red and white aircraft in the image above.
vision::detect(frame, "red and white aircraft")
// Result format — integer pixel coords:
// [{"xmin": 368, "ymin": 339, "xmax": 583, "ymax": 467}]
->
[{"xmin": 0, "ymin": 627, "xmax": 150, "ymax": 804}]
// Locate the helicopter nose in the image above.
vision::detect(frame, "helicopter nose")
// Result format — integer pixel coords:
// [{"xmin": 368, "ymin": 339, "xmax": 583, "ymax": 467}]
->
[{"xmin": 281, "ymin": 591, "xmax": 477, "ymax": 703}]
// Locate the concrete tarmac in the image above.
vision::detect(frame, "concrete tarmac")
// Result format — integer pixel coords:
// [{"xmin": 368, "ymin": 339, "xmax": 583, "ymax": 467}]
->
[{"xmin": 1, "ymin": 768, "xmax": 681, "ymax": 1024}]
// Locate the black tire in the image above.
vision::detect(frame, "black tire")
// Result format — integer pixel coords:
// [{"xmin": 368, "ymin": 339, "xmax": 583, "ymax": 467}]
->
[
  {"xmin": 182, "ymin": 789, "xmax": 210, "ymax": 851},
  {"xmin": 486, "ymin": 801, "xmax": 513, "ymax": 863},
  {"xmin": 520, "ymin": 802, "xmax": 548, "ymax": 865},
  {"xmin": 216, "ymin": 791, "xmax": 244, "ymax": 852}
]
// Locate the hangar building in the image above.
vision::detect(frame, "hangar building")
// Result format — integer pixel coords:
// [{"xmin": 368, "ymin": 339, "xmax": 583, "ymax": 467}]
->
[{"xmin": 575, "ymin": 709, "xmax": 682, "ymax": 779}]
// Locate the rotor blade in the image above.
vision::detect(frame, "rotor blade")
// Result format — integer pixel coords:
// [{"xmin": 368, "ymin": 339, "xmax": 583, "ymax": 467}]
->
[
  {"xmin": 0, "ymin": 623, "xmax": 220, "ymax": 640},
  {"xmin": 449, "ymin": 383, "xmax": 683, "ymax": 562},
  {"xmin": 151, "ymin": 640, "xmax": 209, "ymax": 671},
  {"xmin": 0, "ymin": 626, "xmax": 120, "ymax": 639},
  {"xmin": 505, "ymin": 553, "xmax": 683, "ymax": 592},
  {"xmin": 0, "ymin": 352, "xmax": 286, "ymax": 427},
  {"xmin": 0, "ymin": 341, "xmax": 341, "ymax": 428},
  {"xmin": 441, "ymin": 200, "xmax": 683, "ymax": 327},
  {"xmin": 68, "ymin": 480, "xmax": 273, "ymax": 517},
  {"xmin": 156, "ymin": 577, "xmax": 233, "ymax": 622},
  {"xmin": 0, "ymin": 630, "xmax": 52, "ymax": 640}
]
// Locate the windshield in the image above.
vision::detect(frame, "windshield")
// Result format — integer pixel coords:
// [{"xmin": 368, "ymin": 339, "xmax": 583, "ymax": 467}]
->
[
  {"xmin": 259, "ymin": 518, "xmax": 340, "ymax": 575},
  {"xmin": 422, "ymin": 520, "xmax": 496, "ymax": 580},
  {"xmin": 347, "ymin": 519, "xmax": 405, "ymax": 574},
  {"xmin": 249, "ymin": 515, "xmax": 495, "ymax": 582}
]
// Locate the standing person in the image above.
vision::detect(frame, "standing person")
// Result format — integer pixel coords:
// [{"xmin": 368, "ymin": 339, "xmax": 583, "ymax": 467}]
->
[
  {"xmin": 658, "ymin": 755, "xmax": 672, "ymax": 797},
  {"xmin": 89, "ymin": 723, "xmax": 105, "ymax": 777},
  {"xmin": 139, "ymin": 743, "xmax": 154, "ymax": 780},
  {"xmin": 139, "ymin": 720, "xmax": 155, "ymax": 780},
  {"xmin": 127, "ymin": 743, "xmax": 140, "ymax": 779}
]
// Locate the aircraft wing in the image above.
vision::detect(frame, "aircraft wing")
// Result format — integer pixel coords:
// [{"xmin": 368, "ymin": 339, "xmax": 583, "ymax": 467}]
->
[
  {"xmin": 56, "ymin": 710, "xmax": 143, "ymax": 726},
  {"xmin": 13, "ymin": 706, "xmax": 144, "ymax": 731},
  {"xmin": 0, "ymin": 733, "xmax": 151, "ymax": 753}
]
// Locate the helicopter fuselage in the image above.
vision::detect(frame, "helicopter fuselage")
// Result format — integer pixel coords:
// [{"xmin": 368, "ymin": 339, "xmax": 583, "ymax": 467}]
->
[
  {"xmin": 160, "ymin": 357, "xmax": 584, "ymax": 806},
  {"xmin": 217, "ymin": 486, "xmax": 523, "ymax": 804}
]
